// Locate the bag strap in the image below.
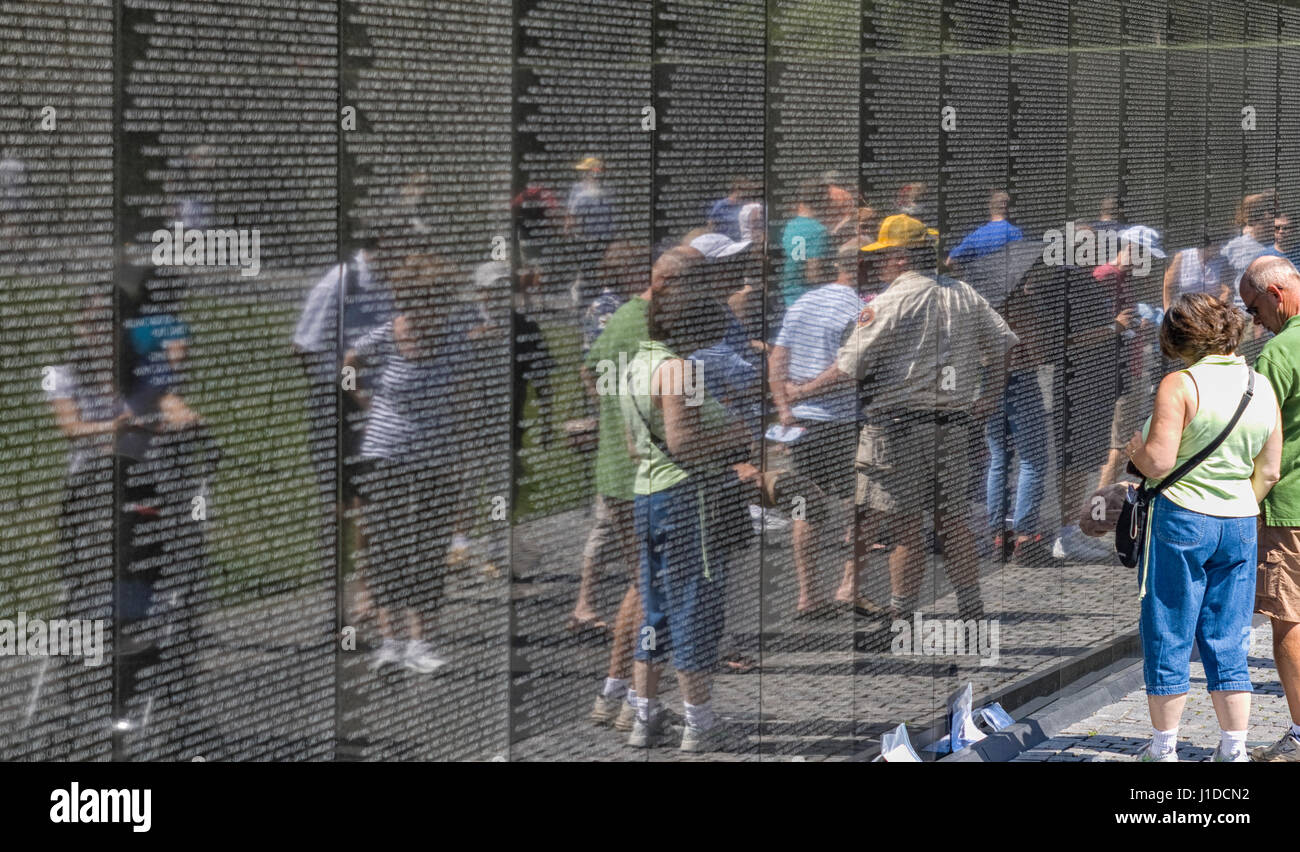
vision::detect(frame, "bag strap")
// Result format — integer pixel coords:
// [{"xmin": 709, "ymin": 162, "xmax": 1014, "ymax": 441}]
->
[
  {"xmin": 627, "ymin": 359, "xmax": 749, "ymax": 473},
  {"xmin": 1147, "ymin": 367, "xmax": 1255, "ymax": 498},
  {"xmin": 630, "ymin": 383, "xmax": 672, "ymax": 458}
]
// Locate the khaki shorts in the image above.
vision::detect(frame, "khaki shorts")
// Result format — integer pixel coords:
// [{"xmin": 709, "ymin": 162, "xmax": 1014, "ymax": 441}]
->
[
  {"xmin": 853, "ymin": 413, "xmax": 973, "ymax": 521},
  {"xmin": 582, "ymin": 493, "xmax": 636, "ymax": 570},
  {"xmin": 1256, "ymin": 523, "xmax": 1300, "ymax": 623}
]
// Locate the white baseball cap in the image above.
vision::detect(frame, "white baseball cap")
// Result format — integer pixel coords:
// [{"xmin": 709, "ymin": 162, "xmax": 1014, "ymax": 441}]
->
[{"xmin": 1119, "ymin": 225, "xmax": 1166, "ymax": 259}]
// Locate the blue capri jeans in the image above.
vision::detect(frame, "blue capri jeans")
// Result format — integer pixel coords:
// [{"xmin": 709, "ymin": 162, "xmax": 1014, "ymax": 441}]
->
[
  {"xmin": 633, "ymin": 479, "xmax": 727, "ymax": 673},
  {"xmin": 1138, "ymin": 495, "xmax": 1257, "ymax": 696}
]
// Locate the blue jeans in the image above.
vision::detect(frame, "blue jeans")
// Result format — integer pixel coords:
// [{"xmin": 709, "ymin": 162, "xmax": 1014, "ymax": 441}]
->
[
  {"xmin": 985, "ymin": 371, "xmax": 1048, "ymax": 535},
  {"xmin": 1139, "ymin": 495, "xmax": 1257, "ymax": 695},
  {"xmin": 633, "ymin": 480, "xmax": 727, "ymax": 673}
]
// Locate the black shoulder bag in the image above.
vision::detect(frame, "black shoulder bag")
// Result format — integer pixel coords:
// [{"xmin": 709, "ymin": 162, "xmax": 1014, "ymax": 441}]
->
[{"xmin": 1116, "ymin": 369, "xmax": 1255, "ymax": 568}]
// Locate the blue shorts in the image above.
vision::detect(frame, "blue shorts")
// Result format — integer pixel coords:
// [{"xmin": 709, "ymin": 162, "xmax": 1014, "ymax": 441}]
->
[
  {"xmin": 633, "ymin": 480, "xmax": 727, "ymax": 672},
  {"xmin": 1139, "ymin": 495, "xmax": 1257, "ymax": 695}
]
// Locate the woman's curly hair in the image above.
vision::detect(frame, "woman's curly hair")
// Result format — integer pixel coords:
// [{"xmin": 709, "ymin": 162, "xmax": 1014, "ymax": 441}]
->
[{"xmin": 1159, "ymin": 292, "xmax": 1248, "ymax": 362}]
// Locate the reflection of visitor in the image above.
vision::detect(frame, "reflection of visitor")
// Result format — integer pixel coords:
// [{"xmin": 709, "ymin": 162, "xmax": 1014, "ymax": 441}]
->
[
  {"xmin": 1273, "ymin": 213, "xmax": 1300, "ymax": 269},
  {"xmin": 946, "ymin": 190, "xmax": 1022, "ymax": 268},
  {"xmin": 621, "ymin": 285, "xmax": 758, "ymax": 754},
  {"xmin": 566, "ymin": 156, "xmax": 617, "ymax": 304},
  {"xmin": 1223, "ymin": 191, "xmax": 1285, "ymax": 301},
  {"xmin": 707, "ymin": 178, "xmax": 758, "ymax": 242},
  {"xmin": 779, "ymin": 179, "xmax": 830, "ymax": 307},
  {"xmin": 581, "ymin": 249, "xmax": 697, "ymax": 733},
  {"xmin": 345, "ymin": 254, "xmax": 472, "ymax": 676},
  {"xmin": 770, "ymin": 241, "xmax": 864, "ymax": 611},
  {"xmin": 807, "ymin": 215, "xmax": 1018, "ymax": 624},
  {"xmin": 292, "ymin": 245, "xmax": 393, "ymax": 518},
  {"xmin": 48, "ymin": 294, "xmax": 125, "ymax": 626},
  {"xmin": 1162, "ymin": 239, "xmax": 1229, "ymax": 309}
]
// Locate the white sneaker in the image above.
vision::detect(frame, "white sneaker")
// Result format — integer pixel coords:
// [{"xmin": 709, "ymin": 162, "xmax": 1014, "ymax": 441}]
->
[
  {"xmin": 749, "ymin": 504, "xmax": 791, "ymax": 536},
  {"xmin": 1052, "ymin": 524, "xmax": 1115, "ymax": 563},
  {"xmin": 369, "ymin": 638, "xmax": 404, "ymax": 671},
  {"xmin": 681, "ymin": 720, "xmax": 746, "ymax": 754},
  {"xmin": 403, "ymin": 640, "xmax": 448, "ymax": 674},
  {"xmin": 1135, "ymin": 742, "xmax": 1179, "ymax": 762},
  {"xmin": 626, "ymin": 710, "xmax": 682, "ymax": 748},
  {"xmin": 1212, "ymin": 743, "xmax": 1249, "ymax": 762}
]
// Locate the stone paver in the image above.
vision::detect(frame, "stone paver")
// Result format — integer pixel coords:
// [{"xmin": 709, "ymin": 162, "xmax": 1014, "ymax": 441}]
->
[{"xmin": 1014, "ymin": 623, "xmax": 1293, "ymax": 762}]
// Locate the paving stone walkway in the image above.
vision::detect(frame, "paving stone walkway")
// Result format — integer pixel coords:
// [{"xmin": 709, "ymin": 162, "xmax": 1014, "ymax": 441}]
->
[{"xmin": 1013, "ymin": 621, "xmax": 1293, "ymax": 762}]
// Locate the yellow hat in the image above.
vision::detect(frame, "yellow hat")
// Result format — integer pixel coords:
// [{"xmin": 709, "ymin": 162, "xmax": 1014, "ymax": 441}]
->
[
  {"xmin": 575, "ymin": 156, "xmax": 604, "ymax": 171},
  {"xmin": 861, "ymin": 214, "xmax": 939, "ymax": 252}
]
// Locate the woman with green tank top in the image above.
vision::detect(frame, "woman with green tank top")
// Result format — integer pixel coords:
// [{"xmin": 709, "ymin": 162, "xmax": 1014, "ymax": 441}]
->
[
  {"xmin": 1125, "ymin": 293, "xmax": 1282, "ymax": 762},
  {"xmin": 618, "ymin": 285, "xmax": 760, "ymax": 754}
]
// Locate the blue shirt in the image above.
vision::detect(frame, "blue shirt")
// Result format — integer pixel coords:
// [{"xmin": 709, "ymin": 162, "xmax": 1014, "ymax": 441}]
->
[
  {"xmin": 690, "ymin": 310, "xmax": 762, "ymax": 438},
  {"xmin": 582, "ymin": 288, "xmax": 624, "ymax": 358},
  {"xmin": 354, "ymin": 321, "xmax": 470, "ymax": 460},
  {"xmin": 567, "ymin": 181, "xmax": 615, "ymax": 243},
  {"xmin": 774, "ymin": 283, "xmax": 863, "ymax": 422},
  {"xmin": 780, "ymin": 216, "xmax": 829, "ymax": 306},
  {"xmin": 1222, "ymin": 234, "xmax": 1285, "ymax": 305},
  {"xmin": 948, "ymin": 219, "xmax": 1023, "ymax": 262},
  {"xmin": 124, "ymin": 312, "xmax": 189, "ymax": 412},
  {"xmin": 708, "ymin": 198, "xmax": 743, "ymax": 241}
]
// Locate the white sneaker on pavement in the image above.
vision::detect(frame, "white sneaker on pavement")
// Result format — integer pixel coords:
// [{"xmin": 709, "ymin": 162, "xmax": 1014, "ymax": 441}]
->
[
  {"xmin": 1135, "ymin": 742, "xmax": 1178, "ymax": 762},
  {"xmin": 403, "ymin": 640, "xmax": 448, "ymax": 674},
  {"xmin": 1212, "ymin": 743, "xmax": 1249, "ymax": 762},
  {"xmin": 370, "ymin": 638, "xmax": 404, "ymax": 671},
  {"xmin": 626, "ymin": 710, "xmax": 682, "ymax": 748}
]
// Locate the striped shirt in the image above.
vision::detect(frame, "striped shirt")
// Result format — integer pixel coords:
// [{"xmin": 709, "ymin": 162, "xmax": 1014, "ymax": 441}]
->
[
  {"xmin": 774, "ymin": 282, "xmax": 863, "ymax": 422},
  {"xmin": 354, "ymin": 320, "xmax": 468, "ymax": 461}
]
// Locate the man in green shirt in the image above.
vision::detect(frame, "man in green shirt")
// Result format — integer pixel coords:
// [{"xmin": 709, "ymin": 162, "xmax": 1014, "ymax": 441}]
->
[
  {"xmin": 1241, "ymin": 255, "xmax": 1300, "ymax": 761},
  {"xmin": 577, "ymin": 248, "xmax": 695, "ymax": 730}
]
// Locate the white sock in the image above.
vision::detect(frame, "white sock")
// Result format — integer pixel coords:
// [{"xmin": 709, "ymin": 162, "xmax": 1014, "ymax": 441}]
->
[
  {"xmin": 1220, "ymin": 729, "xmax": 1247, "ymax": 755},
  {"xmin": 683, "ymin": 701, "xmax": 715, "ymax": 732},
  {"xmin": 636, "ymin": 696, "xmax": 660, "ymax": 723},
  {"xmin": 625, "ymin": 687, "xmax": 637, "ymax": 707},
  {"xmin": 1290, "ymin": 723, "xmax": 1300, "ymax": 741},
  {"xmin": 602, "ymin": 677, "xmax": 627, "ymax": 700},
  {"xmin": 1151, "ymin": 727, "xmax": 1178, "ymax": 755}
]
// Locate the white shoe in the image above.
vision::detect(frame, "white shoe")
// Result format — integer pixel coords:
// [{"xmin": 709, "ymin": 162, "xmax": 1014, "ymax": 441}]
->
[
  {"xmin": 1135, "ymin": 742, "xmax": 1178, "ymax": 762},
  {"xmin": 626, "ymin": 709, "xmax": 683, "ymax": 748},
  {"xmin": 403, "ymin": 640, "xmax": 448, "ymax": 674},
  {"xmin": 1212, "ymin": 743, "xmax": 1249, "ymax": 762},
  {"xmin": 369, "ymin": 638, "xmax": 404, "ymax": 671},
  {"xmin": 681, "ymin": 719, "xmax": 746, "ymax": 754},
  {"xmin": 749, "ymin": 504, "xmax": 791, "ymax": 536},
  {"xmin": 1052, "ymin": 524, "xmax": 1114, "ymax": 563}
]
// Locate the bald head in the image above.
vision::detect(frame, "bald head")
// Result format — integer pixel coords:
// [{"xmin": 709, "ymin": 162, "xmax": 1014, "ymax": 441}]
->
[
  {"xmin": 1242, "ymin": 254, "xmax": 1298, "ymax": 293},
  {"xmin": 1240, "ymin": 254, "xmax": 1300, "ymax": 334}
]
